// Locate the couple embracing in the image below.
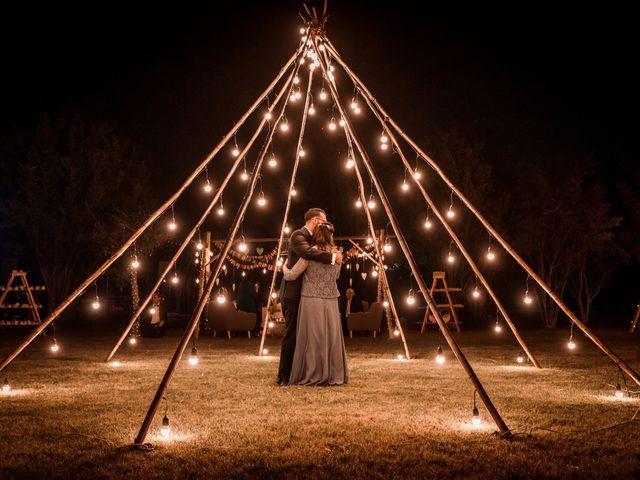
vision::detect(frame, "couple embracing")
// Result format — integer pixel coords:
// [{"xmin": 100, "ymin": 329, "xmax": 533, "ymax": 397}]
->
[{"xmin": 276, "ymin": 208, "xmax": 349, "ymax": 386}]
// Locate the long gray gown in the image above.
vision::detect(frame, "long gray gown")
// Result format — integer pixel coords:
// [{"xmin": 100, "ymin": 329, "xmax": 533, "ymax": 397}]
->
[{"xmin": 284, "ymin": 256, "xmax": 349, "ymax": 386}]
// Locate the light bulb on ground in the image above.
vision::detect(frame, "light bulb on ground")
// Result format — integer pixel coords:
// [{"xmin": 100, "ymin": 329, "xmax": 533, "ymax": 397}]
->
[
  {"xmin": 413, "ymin": 169, "xmax": 422, "ymax": 180},
  {"xmin": 615, "ymin": 384, "xmax": 624, "ymax": 400},
  {"xmin": 472, "ymin": 287, "xmax": 480, "ymax": 299},
  {"xmin": 516, "ymin": 353, "xmax": 525, "ymax": 364},
  {"xmin": 436, "ymin": 346, "xmax": 445, "ymax": 364},
  {"xmin": 447, "ymin": 253, "xmax": 455, "ymax": 264},
  {"xmin": 319, "ymin": 89, "xmax": 327, "ymax": 101},
  {"xmin": 160, "ymin": 416, "xmax": 171, "ymax": 439},
  {"xmin": 279, "ymin": 121, "xmax": 289, "ymax": 132},
  {"xmin": 446, "ymin": 207, "xmax": 455, "ymax": 219},
  {"xmin": 406, "ymin": 290, "xmax": 416, "ymax": 305},
  {"xmin": 217, "ymin": 205, "xmax": 225, "ymax": 216},
  {"xmin": 393, "ymin": 328, "xmax": 400, "ymax": 337},
  {"xmin": 2, "ymin": 378, "xmax": 10, "ymax": 394},
  {"xmin": 203, "ymin": 182, "xmax": 213, "ymax": 193},
  {"xmin": 494, "ymin": 322, "xmax": 502, "ymax": 333},
  {"xmin": 91, "ymin": 299, "xmax": 101, "ymax": 310},
  {"xmin": 284, "ymin": 225, "xmax": 290, "ymax": 234},
  {"xmin": 355, "ymin": 199, "xmax": 363, "ymax": 208},
  {"xmin": 299, "ymin": 148, "xmax": 306, "ymax": 158},
  {"xmin": 345, "ymin": 158, "xmax": 355, "ymax": 169},
  {"xmin": 486, "ymin": 249, "xmax": 495, "ymax": 261},
  {"xmin": 383, "ymin": 300, "xmax": 389, "ymax": 308},
  {"xmin": 265, "ymin": 111, "xmax": 272, "ymax": 120},
  {"xmin": 171, "ymin": 274, "xmax": 179, "ymax": 284},
  {"xmin": 232, "ymin": 147, "xmax": 240, "ymax": 157},
  {"xmin": 471, "ymin": 407, "xmax": 481, "ymax": 426},
  {"xmin": 188, "ymin": 347, "xmax": 199, "ymax": 366},
  {"xmin": 110, "ymin": 360, "xmax": 122, "ymax": 368},
  {"xmin": 131, "ymin": 258, "xmax": 140, "ymax": 270},
  {"xmin": 567, "ymin": 337, "xmax": 576, "ymax": 350},
  {"xmin": 397, "ymin": 354, "xmax": 405, "ymax": 361},
  {"xmin": 168, "ymin": 221, "xmax": 177, "ymax": 231},
  {"xmin": 50, "ymin": 339, "xmax": 60, "ymax": 353},
  {"xmin": 424, "ymin": 219, "xmax": 433, "ymax": 230},
  {"xmin": 128, "ymin": 336, "xmax": 137, "ymax": 346},
  {"xmin": 383, "ymin": 243, "xmax": 392, "ymax": 253},
  {"xmin": 262, "ymin": 348, "xmax": 269, "ymax": 355}
]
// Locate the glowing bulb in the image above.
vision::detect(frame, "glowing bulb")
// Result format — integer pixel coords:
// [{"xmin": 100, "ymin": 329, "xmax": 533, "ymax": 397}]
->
[
  {"xmin": 406, "ymin": 290, "xmax": 416, "ymax": 305},
  {"xmin": 350, "ymin": 100, "xmax": 357, "ymax": 110},
  {"xmin": 131, "ymin": 258, "xmax": 140, "ymax": 270},
  {"xmin": 217, "ymin": 205, "xmax": 225, "ymax": 216},
  {"xmin": 299, "ymin": 27, "xmax": 306, "ymax": 34},
  {"xmin": 494, "ymin": 323, "xmax": 502, "ymax": 333},
  {"xmin": 171, "ymin": 274, "xmax": 179, "ymax": 284},
  {"xmin": 380, "ymin": 143, "xmax": 389, "ymax": 151},
  {"xmin": 524, "ymin": 293, "xmax": 533, "ymax": 305},
  {"xmin": 615, "ymin": 384, "xmax": 624, "ymax": 400},
  {"xmin": 149, "ymin": 307, "xmax": 157, "ymax": 315},
  {"xmin": 371, "ymin": 269, "xmax": 378, "ymax": 278},
  {"xmin": 380, "ymin": 134, "xmax": 389, "ymax": 144},
  {"xmin": 435, "ymin": 347, "xmax": 445, "ymax": 364},
  {"xmin": 295, "ymin": 91, "xmax": 302, "ymax": 100},
  {"xmin": 355, "ymin": 199, "xmax": 363, "ymax": 208},
  {"xmin": 160, "ymin": 416, "xmax": 171, "ymax": 439},
  {"xmin": 447, "ymin": 253, "xmax": 455, "ymax": 263},
  {"xmin": 383, "ymin": 243, "xmax": 392, "ymax": 253},
  {"xmin": 2, "ymin": 379, "xmax": 10, "ymax": 394},
  {"xmin": 345, "ymin": 158, "xmax": 355, "ymax": 169},
  {"xmin": 241, "ymin": 271, "xmax": 246, "ymax": 277},
  {"xmin": 188, "ymin": 347, "xmax": 199, "ymax": 366},
  {"xmin": 397, "ymin": 354, "xmax": 406, "ymax": 361},
  {"xmin": 293, "ymin": 75, "xmax": 300, "ymax": 85},
  {"xmin": 268, "ymin": 321, "xmax": 275, "ymax": 329},
  {"xmin": 50, "ymin": 340, "xmax": 60, "ymax": 353},
  {"xmin": 262, "ymin": 268, "xmax": 267, "ymax": 274},
  {"xmin": 366, "ymin": 236, "xmax": 373, "ymax": 244},
  {"xmin": 216, "ymin": 292, "xmax": 226, "ymax": 304},
  {"xmin": 196, "ymin": 242, "xmax": 204, "ymax": 251},
  {"xmin": 262, "ymin": 348, "xmax": 269, "ymax": 355},
  {"xmin": 319, "ymin": 89, "xmax": 327, "ymax": 101},
  {"xmin": 446, "ymin": 207, "xmax": 455, "ymax": 219},
  {"xmin": 329, "ymin": 119, "xmax": 337, "ymax": 130},
  {"xmin": 265, "ymin": 111, "xmax": 273, "ymax": 120},
  {"xmin": 471, "ymin": 407, "xmax": 481, "ymax": 426},
  {"xmin": 91, "ymin": 300, "xmax": 101, "ymax": 310},
  {"xmin": 339, "ymin": 118, "xmax": 346, "ymax": 127},
  {"xmin": 299, "ymin": 148, "xmax": 306, "ymax": 157},
  {"xmin": 567, "ymin": 337, "xmax": 576, "ymax": 350},
  {"xmin": 284, "ymin": 225, "xmax": 291, "ymax": 234},
  {"xmin": 308, "ymin": 105, "xmax": 316, "ymax": 115},
  {"xmin": 486, "ymin": 249, "xmax": 495, "ymax": 261},
  {"xmin": 280, "ymin": 121, "xmax": 289, "ymax": 132},
  {"xmin": 393, "ymin": 328, "xmax": 400, "ymax": 337},
  {"xmin": 413, "ymin": 169, "xmax": 422, "ymax": 180},
  {"xmin": 168, "ymin": 221, "xmax": 177, "ymax": 231},
  {"xmin": 401, "ymin": 181, "xmax": 409, "ymax": 192},
  {"xmin": 354, "ymin": 107, "xmax": 361, "ymax": 114},
  {"xmin": 367, "ymin": 198, "xmax": 376, "ymax": 209},
  {"xmin": 232, "ymin": 147, "xmax": 240, "ymax": 157},
  {"xmin": 383, "ymin": 300, "xmax": 389, "ymax": 308},
  {"xmin": 258, "ymin": 195, "xmax": 267, "ymax": 207},
  {"xmin": 516, "ymin": 353, "xmax": 525, "ymax": 364},
  {"xmin": 472, "ymin": 288, "xmax": 480, "ymax": 299},
  {"xmin": 110, "ymin": 360, "xmax": 122, "ymax": 368},
  {"xmin": 271, "ymin": 291, "xmax": 278, "ymax": 299},
  {"xmin": 238, "ymin": 241, "xmax": 248, "ymax": 253},
  {"xmin": 424, "ymin": 219, "xmax": 433, "ymax": 229},
  {"xmin": 203, "ymin": 182, "xmax": 213, "ymax": 193},
  {"xmin": 289, "ymin": 93, "xmax": 297, "ymax": 103},
  {"xmin": 240, "ymin": 170, "xmax": 249, "ymax": 181}
]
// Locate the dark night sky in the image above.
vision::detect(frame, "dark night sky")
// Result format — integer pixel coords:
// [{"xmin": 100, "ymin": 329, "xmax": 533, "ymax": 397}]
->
[{"xmin": 1, "ymin": 2, "xmax": 637, "ymax": 324}]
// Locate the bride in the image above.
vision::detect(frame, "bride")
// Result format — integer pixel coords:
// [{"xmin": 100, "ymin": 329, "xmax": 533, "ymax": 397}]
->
[{"xmin": 283, "ymin": 221, "xmax": 348, "ymax": 386}]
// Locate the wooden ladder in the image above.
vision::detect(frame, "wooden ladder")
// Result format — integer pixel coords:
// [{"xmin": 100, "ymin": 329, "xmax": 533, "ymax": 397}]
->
[
  {"xmin": 420, "ymin": 271, "xmax": 463, "ymax": 333},
  {"xmin": 0, "ymin": 270, "xmax": 45, "ymax": 326}
]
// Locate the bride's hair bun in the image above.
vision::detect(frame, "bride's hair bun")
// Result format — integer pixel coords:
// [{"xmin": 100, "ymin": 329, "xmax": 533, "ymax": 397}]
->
[{"xmin": 318, "ymin": 222, "xmax": 334, "ymax": 233}]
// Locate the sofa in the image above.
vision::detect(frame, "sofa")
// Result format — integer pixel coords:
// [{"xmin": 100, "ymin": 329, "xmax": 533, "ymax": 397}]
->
[
  {"xmin": 347, "ymin": 301, "xmax": 384, "ymax": 338},
  {"xmin": 206, "ymin": 301, "xmax": 255, "ymax": 338}
]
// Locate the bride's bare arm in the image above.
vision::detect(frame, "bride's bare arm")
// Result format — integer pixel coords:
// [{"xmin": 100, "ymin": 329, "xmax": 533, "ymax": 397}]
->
[{"xmin": 283, "ymin": 258, "xmax": 309, "ymax": 280}]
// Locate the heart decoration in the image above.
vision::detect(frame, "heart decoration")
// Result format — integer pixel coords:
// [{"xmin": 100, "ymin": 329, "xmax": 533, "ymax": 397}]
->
[
  {"xmin": 232, "ymin": 283, "xmax": 236, "ymax": 291},
  {"xmin": 215, "ymin": 278, "xmax": 220, "ymax": 286},
  {"xmin": 256, "ymin": 247, "xmax": 264, "ymax": 255},
  {"xmin": 361, "ymin": 272, "xmax": 367, "ymax": 280},
  {"xmin": 349, "ymin": 278, "xmax": 353, "ymax": 286},
  {"xmin": 355, "ymin": 263, "xmax": 360, "ymax": 271}
]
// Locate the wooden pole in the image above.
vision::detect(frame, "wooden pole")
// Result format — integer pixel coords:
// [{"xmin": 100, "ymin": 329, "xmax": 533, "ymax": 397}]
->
[
  {"xmin": 631, "ymin": 303, "xmax": 640, "ymax": 334},
  {"xmin": 323, "ymin": 38, "xmax": 640, "ymax": 386},
  {"xmin": 104, "ymin": 65, "xmax": 298, "ymax": 362},
  {"xmin": 317, "ymin": 38, "xmax": 510, "ymax": 436},
  {"xmin": 134, "ymin": 60, "xmax": 301, "ymax": 445},
  {"xmin": 259, "ymin": 67, "xmax": 314, "ymax": 355},
  {"xmin": 0, "ymin": 49, "xmax": 302, "ymax": 373}
]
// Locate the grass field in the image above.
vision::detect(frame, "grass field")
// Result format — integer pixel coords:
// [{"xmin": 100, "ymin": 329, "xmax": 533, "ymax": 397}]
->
[{"xmin": 1, "ymin": 327, "xmax": 639, "ymax": 479}]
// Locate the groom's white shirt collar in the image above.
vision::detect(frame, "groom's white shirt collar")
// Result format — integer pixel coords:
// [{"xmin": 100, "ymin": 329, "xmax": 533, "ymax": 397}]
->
[{"xmin": 303, "ymin": 225, "xmax": 312, "ymax": 236}]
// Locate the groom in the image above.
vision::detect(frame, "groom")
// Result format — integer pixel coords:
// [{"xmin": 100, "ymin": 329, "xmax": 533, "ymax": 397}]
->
[{"xmin": 276, "ymin": 207, "xmax": 343, "ymax": 385}]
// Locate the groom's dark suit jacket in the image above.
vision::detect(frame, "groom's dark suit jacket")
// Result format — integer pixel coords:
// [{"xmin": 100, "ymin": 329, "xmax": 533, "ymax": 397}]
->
[{"xmin": 280, "ymin": 227, "xmax": 333, "ymax": 301}]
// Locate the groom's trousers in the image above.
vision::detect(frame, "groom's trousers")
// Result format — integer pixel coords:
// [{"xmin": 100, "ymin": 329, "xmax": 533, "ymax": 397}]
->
[{"xmin": 277, "ymin": 297, "xmax": 299, "ymax": 381}]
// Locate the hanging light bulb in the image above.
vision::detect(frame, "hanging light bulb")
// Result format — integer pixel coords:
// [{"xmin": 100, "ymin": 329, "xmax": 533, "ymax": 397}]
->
[
  {"xmin": 293, "ymin": 75, "xmax": 300, "ymax": 85},
  {"xmin": 91, "ymin": 298, "xmax": 101, "ymax": 310},
  {"xmin": 367, "ymin": 196, "xmax": 376, "ymax": 209},
  {"xmin": 380, "ymin": 142, "xmax": 389, "ymax": 151},
  {"xmin": 446, "ymin": 206, "xmax": 455, "ymax": 219},
  {"xmin": 413, "ymin": 169, "xmax": 422, "ymax": 180},
  {"xmin": 289, "ymin": 93, "xmax": 297, "ymax": 102},
  {"xmin": 216, "ymin": 204, "xmax": 226, "ymax": 216},
  {"xmin": 149, "ymin": 306, "xmax": 157, "ymax": 315},
  {"xmin": 355, "ymin": 199, "xmax": 363, "ymax": 208},
  {"xmin": 188, "ymin": 347, "xmax": 199, "ymax": 366},
  {"xmin": 447, "ymin": 252, "xmax": 455, "ymax": 264},
  {"xmin": 265, "ymin": 111, "xmax": 273, "ymax": 120},
  {"xmin": 270, "ymin": 291, "xmax": 278, "ymax": 300},
  {"xmin": 170, "ymin": 274, "xmax": 179, "ymax": 284},
  {"xmin": 279, "ymin": 120, "xmax": 289, "ymax": 132},
  {"xmin": 354, "ymin": 106, "xmax": 361, "ymax": 114},
  {"xmin": 299, "ymin": 148, "xmax": 306, "ymax": 158},
  {"xmin": 276, "ymin": 258, "xmax": 284, "ymax": 268},
  {"xmin": 295, "ymin": 90, "xmax": 302, "ymax": 100},
  {"xmin": 614, "ymin": 384, "xmax": 624, "ymax": 400},
  {"xmin": 308, "ymin": 104, "xmax": 316, "ymax": 115},
  {"xmin": 383, "ymin": 300, "xmax": 390, "ymax": 308},
  {"xmin": 2, "ymin": 377, "xmax": 11, "ymax": 394},
  {"xmin": 567, "ymin": 336, "xmax": 576, "ymax": 350},
  {"xmin": 257, "ymin": 193, "xmax": 267, "ymax": 207},
  {"xmin": 393, "ymin": 328, "xmax": 400, "ymax": 337},
  {"xmin": 345, "ymin": 157, "xmax": 355, "ymax": 169},
  {"xmin": 232, "ymin": 146, "xmax": 241, "ymax": 157},
  {"xmin": 524, "ymin": 292, "xmax": 533, "ymax": 305},
  {"xmin": 328, "ymin": 118, "xmax": 337, "ymax": 130},
  {"xmin": 471, "ymin": 406, "xmax": 481, "ymax": 426},
  {"xmin": 401, "ymin": 180, "xmax": 409, "ymax": 192},
  {"xmin": 383, "ymin": 243, "xmax": 392, "ymax": 253},
  {"xmin": 371, "ymin": 268, "xmax": 378, "ymax": 278},
  {"xmin": 195, "ymin": 241, "xmax": 204, "ymax": 251},
  {"xmin": 168, "ymin": 220, "xmax": 177, "ymax": 231},
  {"xmin": 284, "ymin": 225, "xmax": 291, "ymax": 234},
  {"xmin": 350, "ymin": 99, "xmax": 358, "ymax": 110},
  {"xmin": 216, "ymin": 290, "xmax": 226, "ymax": 304},
  {"xmin": 290, "ymin": 187, "xmax": 298, "ymax": 197},
  {"xmin": 240, "ymin": 170, "xmax": 249, "ymax": 182},
  {"xmin": 516, "ymin": 353, "xmax": 525, "ymax": 364},
  {"xmin": 406, "ymin": 289, "xmax": 416, "ymax": 305},
  {"xmin": 486, "ymin": 248, "xmax": 495, "ymax": 261},
  {"xmin": 319, "ymin": 89, "xmax": 327, "ymax": 101},
  {"xmin": 380, "ymin": 133, "xmax": 389, "ymax": 144},
  {"xmin": 472, "ymin": 287, "xmax": 480, "ymax": 299},
  {"xmin": 203, "ymin": 181, "xmax": 213, "ymax": 193},
  {"xmin": 494, "ymin": 322, "xmax": 502, "ymax": 333},
  {"xmin": 262, "ymin": 348, "xmax": 269, "ymax": 355},
  {"xmin": 262, "ymin": 268, "xmax": 267, "ymax": 274},
  {"xmin": 131, "ymin": 257, "xmax": 140, "ymax": 270},
  {"xmin": 50, "ymin": 338, "xmax": 60, "ymax": 353},
  {"xmin": 160, "ymin": 415, "xmax": 171, "ymax": 439},
  {"xmin": 241, "ymin": 271, "xmax": 246, "ymax": 277},
  {"xmin": 424, "ymin": 218, "xmax": 433, "ymax": 230},
  {"xmin": 238, "ymin": 239, "xmax": 248, "ymax": 253},
  {"xmin": 435, "ymin": 346, "xmax": 445, "ymax": 364}
]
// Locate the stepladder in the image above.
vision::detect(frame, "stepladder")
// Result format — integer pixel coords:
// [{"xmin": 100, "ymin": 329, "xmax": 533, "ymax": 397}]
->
[
  {"xmin": 0, "ymin": 270, "xmax": 45, "ymax": 326},
  {"xmin": 421, "ymin": 271, "xmax": 463, "ymax": 333}
]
